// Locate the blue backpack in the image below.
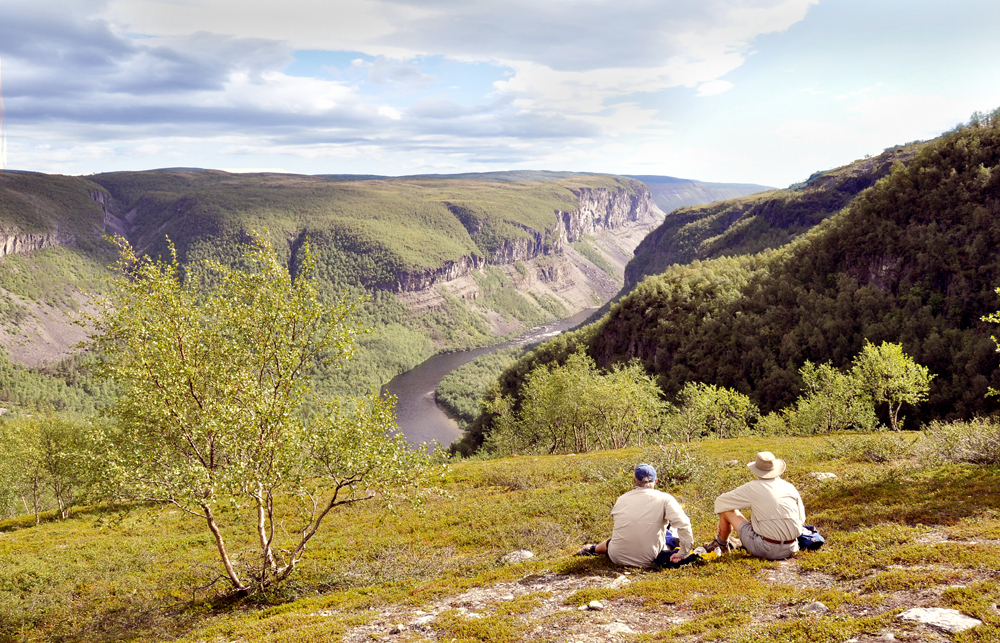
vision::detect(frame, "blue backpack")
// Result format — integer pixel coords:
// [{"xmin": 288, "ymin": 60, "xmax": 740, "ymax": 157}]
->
[{"xmin": 797, "ymin": 525, "xmax": 825, "ymax": 551}]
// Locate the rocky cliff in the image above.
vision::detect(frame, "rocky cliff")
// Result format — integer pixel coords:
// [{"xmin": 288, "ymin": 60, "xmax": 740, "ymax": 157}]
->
[
  {"xmin": 391, "ymin": 185, "xmax": 657, "ymax": 292},
  {"xmin": 0, "ymin": 230, "xmax": 70, "ymax": 257}
]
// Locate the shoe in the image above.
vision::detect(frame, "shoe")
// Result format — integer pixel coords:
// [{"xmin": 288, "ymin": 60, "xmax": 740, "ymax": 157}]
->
[
  {"xmin": 702, "ymin": 537, "xmax": 733, "ymax": 554},
  {"xmin": 575, "ymin": 544, "xmax": 598, "ymax": 556}
]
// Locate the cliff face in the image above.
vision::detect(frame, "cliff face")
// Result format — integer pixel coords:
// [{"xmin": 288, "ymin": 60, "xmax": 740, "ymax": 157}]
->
[
  {"xmin": 391, "ymin": 186, "xmax": 656, "ymax": 292},
  {"xmin": 0, "ymin": 230, "xmax": 70, "ymax": 258}
]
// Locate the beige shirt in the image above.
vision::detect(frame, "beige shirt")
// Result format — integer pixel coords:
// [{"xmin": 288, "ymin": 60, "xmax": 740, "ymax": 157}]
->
[
  {"xmin": 714, "ymin": 477, "xmax": 806, "ymax": 542},
  {"xmin": 608, "ymin": 487, "xmax": 693, "ymax": 567}
]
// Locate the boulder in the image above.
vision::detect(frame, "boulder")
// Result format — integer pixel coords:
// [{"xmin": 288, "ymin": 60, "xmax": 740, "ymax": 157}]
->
[
  {"xmin": 501, "ymin": 550, "xmax": 534, "ymax": 564},
  {"xmin": 897, "ymin": 607, "xmax": 982, "ymax": 633}
]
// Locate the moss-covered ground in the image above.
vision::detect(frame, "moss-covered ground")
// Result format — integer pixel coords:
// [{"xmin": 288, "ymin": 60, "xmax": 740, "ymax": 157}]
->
[{"xmin": 3, "ymin": 433, "xmax": 1000, "ymax": 642}]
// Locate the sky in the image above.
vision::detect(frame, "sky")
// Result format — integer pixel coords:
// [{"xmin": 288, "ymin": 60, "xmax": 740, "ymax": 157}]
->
[{"xmin": 2, "ymin": 0, "xmax": 1000, "ymax": 187}]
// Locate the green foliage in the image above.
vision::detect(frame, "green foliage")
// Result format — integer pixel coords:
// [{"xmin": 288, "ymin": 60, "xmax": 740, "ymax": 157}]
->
[
  {"xmin": 666, "ymin": 381, "xmax": 760, "ymax": 441},
  {"xmin": 85, "ymin": 232, "xmax": 428, "ymax": 594},
  {"xmin": 484, "ymin": 352, "xmax": 667, "ymax": 456},
  {"xmin": 850, "ymin": 341, "xmax": 934, "ymax": 431},
  {"xmin": 625, "ymin": 143, "xmax": 923, "ymax": 288},
  {"xmin": 0, "ymin": 415, "xmax": 96, "ymax": 521},
  {"xmin": 784, "ymin": 360, "xmax": 878, "ymax": 434},
  {"xmin": 920, "ymin": 417, "xmax": 1000, "ymax": 464},
  {"xmin": 490, "ymin": 119, "xmax": 1000, "ymax": 439}
]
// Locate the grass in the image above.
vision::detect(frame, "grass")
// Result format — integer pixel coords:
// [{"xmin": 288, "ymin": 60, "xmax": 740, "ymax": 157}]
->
[{"xmin": 4, "ymin": 432, "xmax": 1000, "ymax": 642}]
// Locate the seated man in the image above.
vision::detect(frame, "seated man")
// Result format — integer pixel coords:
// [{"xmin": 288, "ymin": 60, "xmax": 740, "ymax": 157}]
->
[
  {"xmin": 706, "ymin": 451, "xmax": 805, "ymax": 561},
  {"xmin": 577, "ymin": 463, "xmax": 693, "ymax": 567}
]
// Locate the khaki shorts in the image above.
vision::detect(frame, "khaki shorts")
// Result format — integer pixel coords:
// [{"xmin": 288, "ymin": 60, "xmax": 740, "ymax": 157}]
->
[{"xmin": 738, "ymin": 521, "xmax": 798, "ymax": 561}]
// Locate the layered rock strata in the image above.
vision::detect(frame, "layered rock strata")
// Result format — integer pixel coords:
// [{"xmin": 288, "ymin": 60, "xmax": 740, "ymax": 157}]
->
[{"xmin": 391, "ymin": 186, "xmax": 656, "ymax": 292}]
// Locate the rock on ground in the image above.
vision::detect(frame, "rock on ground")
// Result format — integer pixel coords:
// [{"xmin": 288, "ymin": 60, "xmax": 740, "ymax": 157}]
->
[{"xmin": 896, "ymin": 607, "xmax": 982, "ymax": 633}]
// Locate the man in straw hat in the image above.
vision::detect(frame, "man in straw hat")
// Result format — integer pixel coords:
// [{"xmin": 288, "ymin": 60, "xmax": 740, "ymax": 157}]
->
[
  {"xmin": 704, "ymin": 451, "xmax": 806, "ymax": 560},
  {"xmin": 576, "ymin": 463, "xmax": 693, "ymax": 568}
]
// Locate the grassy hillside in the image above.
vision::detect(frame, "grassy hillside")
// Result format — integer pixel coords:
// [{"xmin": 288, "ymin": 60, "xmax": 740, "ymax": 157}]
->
[
  {"xmin": 480, "ymin": 121, "xmax": 1000, "ymax": 448},
  {"xmin": 3, "ymin": 429, "xmax": 1000, "ymax": 642},
  {"xmin": 89, "ymin": 171, "xmax": 637, "ymax": 283},
  {"xmin": 625, "ymin": 145, "xmax": 923, "ymax": 288}
]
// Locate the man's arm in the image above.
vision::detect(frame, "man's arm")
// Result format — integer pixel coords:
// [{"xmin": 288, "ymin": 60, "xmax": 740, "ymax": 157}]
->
[
  {"xmin": 663, "ymin": 495, "xmax": 693, "ymax": 557},
  {"xmin": 713, "ymin": 481, "xmax": 757, "ymax": 514}
]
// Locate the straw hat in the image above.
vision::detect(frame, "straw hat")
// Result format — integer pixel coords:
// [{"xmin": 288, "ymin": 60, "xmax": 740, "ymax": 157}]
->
[{"xmin": 748, "ymin": 451, "xmax": 786, "ymax": 479}]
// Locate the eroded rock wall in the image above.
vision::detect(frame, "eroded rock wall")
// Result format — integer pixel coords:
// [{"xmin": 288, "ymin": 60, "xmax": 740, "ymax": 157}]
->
[{"xmin": 391, "ymin": 186, "xmax": 656, "ymax": 292}]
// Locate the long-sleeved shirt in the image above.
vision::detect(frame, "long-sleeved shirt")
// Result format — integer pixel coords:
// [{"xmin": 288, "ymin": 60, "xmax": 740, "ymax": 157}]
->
[
  {"xmin": 608, "ymin": 487, "xmax": 693, "ymax": 567},
  {"xmin": 714, "ymin": 477, "xmax": 806, "ymax": 542}
]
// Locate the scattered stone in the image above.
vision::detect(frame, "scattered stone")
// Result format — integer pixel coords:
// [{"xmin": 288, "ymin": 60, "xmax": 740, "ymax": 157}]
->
[
  {"xmin": 588, "ymin": 600, "xmax": 605, "ymax": 611},
  {"xmin": 312, "ymin": 609, "xmax": 336, "ymax": 616},
  {"xmin": 500, "ymin": 594, "xmax": 515, "ymax": 601},
  {"xmin": 578, "ymin": 605, "xmax": 588, "ymax": 611},
  {"xmin": 501, "ymin": 549, "xmax": 534, "ymax": 565},
  {"xmin": 801, "ymin": 601, "xmax": 829, "ymax": 614},
  {"xmin": 609, "ymin": 575, "xmax": 631, "ymax": 589},
  {"xmin": 724, "ymin": 460, "xmax": 741, "ymax": 466},
  {"xmin": 388, "ymin": 624, "xmax": 405, "ymax": 634},
  {"xmin": 897, "ymin": 607, "xmax": 982, "ymax": 633},
  {"xmin": 411, "ymin": 614, "xmax": 435, "ymax": 627},
  {"xmin": 879, "ymin": 634, "xmax": 897, "ymax": 642},
  {"xmin": 809, "ymin": 472, "xmax": 838, "ymax": 480},
  {"xmin": 602, "ymin": 622, "xmax": 635, "ymax": 634}
]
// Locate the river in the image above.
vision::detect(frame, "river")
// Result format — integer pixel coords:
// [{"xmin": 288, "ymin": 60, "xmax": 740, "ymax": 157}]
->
[{"xmin": 382, "ymin": 308, "xmax": 597, "ymax": 446}]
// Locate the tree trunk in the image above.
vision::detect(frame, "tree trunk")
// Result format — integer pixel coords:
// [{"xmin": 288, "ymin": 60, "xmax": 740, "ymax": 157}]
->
[
  {"xmin": 256, "ymin": 490, "xmax": 275, "ymax": 574},
  {"xmin": 202, "ymin": 503, "xmax": 246, "ymax": 593}
]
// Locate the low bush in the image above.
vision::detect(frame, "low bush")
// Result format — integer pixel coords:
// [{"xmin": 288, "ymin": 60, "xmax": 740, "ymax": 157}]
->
[{"xmin": 920, "ymin": 417, "xmax": 1000, "ymax": 464}]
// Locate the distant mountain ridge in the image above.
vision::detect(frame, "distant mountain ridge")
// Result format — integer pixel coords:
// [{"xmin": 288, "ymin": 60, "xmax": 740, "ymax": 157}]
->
[{"xmin": 624, "ymin": 175, "xmax": 772, "ymax": 214}]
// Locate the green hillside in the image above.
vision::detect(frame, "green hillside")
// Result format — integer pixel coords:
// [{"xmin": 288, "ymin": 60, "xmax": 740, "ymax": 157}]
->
[
  {"xmin": 625, "ymin": 145, "xmax": 923, "ymax": 288},
  {"xmin": 473, "ymin": 120, "xmax": 1000, "ymax": 449},
  {"xmin": 89, "ymin": 171, "xmax": 636, "ymax": 284},
  {"xmin": 0, "ymin": 170, "xmax": 645, "ymax": 411},
  {"xmin": 4, "ymin": 430, "xmax": 1000, "ymax": 642}
]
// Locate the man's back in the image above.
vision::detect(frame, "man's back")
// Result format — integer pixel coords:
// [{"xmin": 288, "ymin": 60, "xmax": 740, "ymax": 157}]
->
[{"xmin": 609, "ymin": 487, "xmax": 691, "ymax": 567}]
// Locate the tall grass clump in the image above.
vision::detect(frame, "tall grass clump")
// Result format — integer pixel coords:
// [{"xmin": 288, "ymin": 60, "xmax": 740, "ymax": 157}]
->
[{"xmin": 920, "ymin": 417, "xmax": 1000, "ymax": 464}]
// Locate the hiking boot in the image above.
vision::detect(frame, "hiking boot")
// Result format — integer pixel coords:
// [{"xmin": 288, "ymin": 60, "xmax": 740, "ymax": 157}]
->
[
  {"xmin": 702, "ymin": 537, "xmax": 733, "ymax": 554},
  {"xmin": 575, "ymin": 544, "xmax": 598, "ymax": 556}
]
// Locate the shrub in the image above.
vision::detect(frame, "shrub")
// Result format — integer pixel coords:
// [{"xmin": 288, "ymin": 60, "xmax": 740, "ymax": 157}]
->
[{"xmin": 920, "ymin": 418, "xmax": 1000, "ymax": 465}]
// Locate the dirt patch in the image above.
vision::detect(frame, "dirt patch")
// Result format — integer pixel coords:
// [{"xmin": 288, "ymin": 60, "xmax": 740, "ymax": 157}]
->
[{"xmin": 0, "ymin": 288, "xmax": 93, "ymax": 366}]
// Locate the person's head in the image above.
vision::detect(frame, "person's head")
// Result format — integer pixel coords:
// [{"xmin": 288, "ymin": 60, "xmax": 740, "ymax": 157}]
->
[
  {"xmin": 748, "ymin": 451, "xmax": 786, "ymax": 479},
  {"xmin": 633, "ymin": 463, "xmax": 657, "ymax": 488}
]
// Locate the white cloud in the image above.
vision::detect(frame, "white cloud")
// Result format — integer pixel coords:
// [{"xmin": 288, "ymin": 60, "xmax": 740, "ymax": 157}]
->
[
  {"xmin": 378, "ymin": 105, "xmax": 403, "ymax": 120},
  {"xmin": 697, "ymin": 80, "xmax": 734, "ymax": 96}
]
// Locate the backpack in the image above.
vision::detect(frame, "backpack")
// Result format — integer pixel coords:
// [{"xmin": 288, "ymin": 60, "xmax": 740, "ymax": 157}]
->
[{"xmin": 797, "ymin": 524, "xmax": 825, "ymax": 551}]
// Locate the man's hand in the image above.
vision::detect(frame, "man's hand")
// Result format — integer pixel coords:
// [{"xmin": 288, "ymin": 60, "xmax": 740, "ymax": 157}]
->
[{"xmin": 670, "ymin": 551, "xmax": 684, "ymax": 564}]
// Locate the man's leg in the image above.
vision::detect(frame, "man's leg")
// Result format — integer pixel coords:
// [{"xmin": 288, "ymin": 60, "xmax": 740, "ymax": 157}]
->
[{"xmin": 717, "ymin": 509, "xmax": 747, "ymax": 542}]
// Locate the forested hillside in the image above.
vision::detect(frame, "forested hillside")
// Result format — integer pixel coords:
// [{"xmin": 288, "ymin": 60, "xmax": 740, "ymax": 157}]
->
[
  {"xmin": 469, "ymin": 120, "xmax": 1000, "ymax": 451},
  {"xmin": 625, "ymin": 144, "xmax": 924, "ymax": 288}
]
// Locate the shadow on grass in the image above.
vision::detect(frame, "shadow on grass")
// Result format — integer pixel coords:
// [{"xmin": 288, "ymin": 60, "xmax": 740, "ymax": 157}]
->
[{"xmin": 809, "ymin": 464, "xmax": 1000, "ymax": 530}]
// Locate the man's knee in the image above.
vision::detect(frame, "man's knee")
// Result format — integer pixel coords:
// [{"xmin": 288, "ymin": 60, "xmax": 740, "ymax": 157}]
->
[{"xmin": 719, "ymin": 509, "xmax": 747, "ymax": 527}]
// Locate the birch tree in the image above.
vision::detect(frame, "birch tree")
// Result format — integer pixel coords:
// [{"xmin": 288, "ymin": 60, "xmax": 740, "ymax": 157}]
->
[{"xmin": 87, "ymin": 232, "xmax": 427, "ymax": 595}]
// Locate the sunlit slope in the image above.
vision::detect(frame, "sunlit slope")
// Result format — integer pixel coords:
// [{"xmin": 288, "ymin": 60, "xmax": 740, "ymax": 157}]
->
[
  {"xmin": 625, "ymin": 144, "xmax": 924, "ymax": 288},
  {"xmin": 90, "ymin": 171, "xmax": 639, "ymax": 287}
]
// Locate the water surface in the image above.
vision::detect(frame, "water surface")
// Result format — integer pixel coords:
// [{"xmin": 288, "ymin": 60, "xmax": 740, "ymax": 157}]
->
[{"xmin": 383, "ymin": 308, "xmax": 597, "ymax": 446}]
